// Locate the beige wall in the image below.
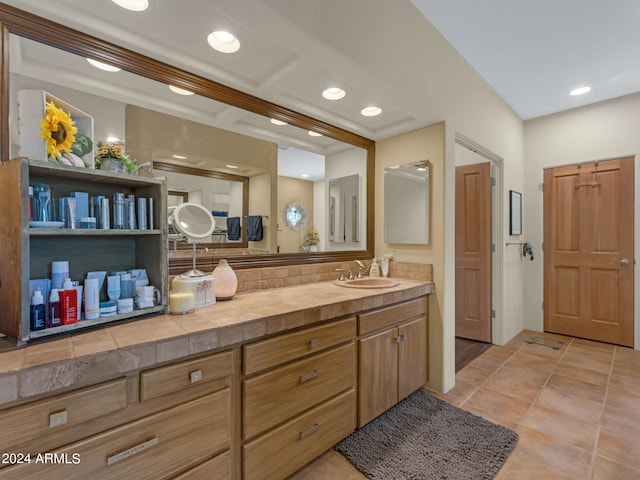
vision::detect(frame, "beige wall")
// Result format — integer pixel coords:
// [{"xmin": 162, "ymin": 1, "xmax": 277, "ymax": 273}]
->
[
  {"xmin": 376, "ymin": 122, "xmax": 445, "ymax": 391},
  {"xmin": 277, "ymin": 176, "xmax": 315, "ymax": 254},
  {"xmin": 524, "ymin": 92, "xmax": 640, "ymax": 349}
]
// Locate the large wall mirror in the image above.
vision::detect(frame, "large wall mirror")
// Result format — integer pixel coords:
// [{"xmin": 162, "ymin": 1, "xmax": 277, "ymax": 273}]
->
[{"xmin": 0, "ymin": 4, "xmax": 375, "ymax": 273}]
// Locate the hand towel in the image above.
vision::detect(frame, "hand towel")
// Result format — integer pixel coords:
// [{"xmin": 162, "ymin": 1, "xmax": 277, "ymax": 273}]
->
[
  {"xmin": 246, "ymin": 215, "xmax": 263, "ymax": 241},
  {"xmin": 227, "ymin": 217, "xmax": 241, "ymax": 241}
]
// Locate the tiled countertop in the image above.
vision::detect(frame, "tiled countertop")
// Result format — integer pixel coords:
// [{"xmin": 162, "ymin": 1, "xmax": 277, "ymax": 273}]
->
[{"xmin": 0, "ymin": 278, "xmax": 433, "ymax": 405}]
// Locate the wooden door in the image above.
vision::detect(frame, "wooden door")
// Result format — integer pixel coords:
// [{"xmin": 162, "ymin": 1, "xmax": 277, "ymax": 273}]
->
[
  {"xmin": 357, "ymin": 328, "xmax": 398, "ymax": 427},
  {"xmin": 397, "ymin": 316, "xmax": 427, "ymax": 401},
  {"xmin": 544, "ymin": 157, "xmax": 634, "ymax": 346},
  {"xmin": 455, "ymin": 163, "xmax": 492, "ymax": 342}
]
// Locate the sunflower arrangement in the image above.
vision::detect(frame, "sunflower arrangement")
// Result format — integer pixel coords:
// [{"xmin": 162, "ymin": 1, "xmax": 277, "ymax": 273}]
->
[
  {"xmin": 40, "ymin": 101, "xmax": 78, "ymax": 159},
  {"xmin": 95, "ymin": 140, "xmax": 138, "ymax": 173},
  {"xmin": 304, "ymin": 230, "xmax": 319, "ymax": 247}
]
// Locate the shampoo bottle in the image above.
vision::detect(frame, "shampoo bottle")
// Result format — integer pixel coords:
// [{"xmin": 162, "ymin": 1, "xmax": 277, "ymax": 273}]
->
[
  {"xmin": 47, "ymin": 289, "xmax": 62, "ymax": 328},
  {"xmin": 84, "ymin": 277, "xmax": 100, "ymax": 320},
  {"xmin": 30, "ymin": 288, "xmax": 46, "ymax": 331},
  {"xmin": 369, "ymin": 258, "xmax": 380, "ymax": 277},
  {"xmin": 61, "ymin": 278, "xmax": 78, "ymax": 324}
]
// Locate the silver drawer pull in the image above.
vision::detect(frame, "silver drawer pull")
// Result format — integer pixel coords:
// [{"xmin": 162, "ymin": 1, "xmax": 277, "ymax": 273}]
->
[
  {"xmin": 49, "ymin": 410, "xmax": 68, "ymax": 428},
  {"xmin": 308, "ymin": 338, "xmax": 319, "ymax": 348},
  {"xmin": 395, "ymin": 335, "xmax": 402, "ymax": 343},
  {"xmin": 107, "ymin": 437, "xmax": 159, "ymax": 466},
  {"xmin": 190, "ymin": 369, "xmax": 203, "ymax": 383},
  {"xmin": 299, "ymin": 369, "xmax": 321, "ymax": 383},
  {"xmin": 299, "ymin": 423, "xmax": 323, "ymax": 440}
]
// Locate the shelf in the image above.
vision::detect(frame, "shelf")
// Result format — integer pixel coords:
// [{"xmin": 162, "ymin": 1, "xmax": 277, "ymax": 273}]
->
[
  {"xmin": 29, "ymin": 228, "xmax": 162, "ymax": 236},
  {"xmin": 28, "ymin": 306, "xmax": 166, "ymax": 340}
]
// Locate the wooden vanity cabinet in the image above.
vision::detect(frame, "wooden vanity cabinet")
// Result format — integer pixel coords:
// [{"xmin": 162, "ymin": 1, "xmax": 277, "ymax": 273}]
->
[
  {"xmin": 0, "ymin": 350, "xmax": 235, "ymax": 480},
  {"xmin": 241, "ymin": 317, "xmax": 357, "ymax": 480},
  {"xmin": 357, "ymin": 296, "xmax": 428, "ymax": 427}
]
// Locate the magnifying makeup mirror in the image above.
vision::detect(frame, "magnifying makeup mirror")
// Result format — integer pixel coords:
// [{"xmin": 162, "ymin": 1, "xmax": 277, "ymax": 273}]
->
[{"xmin": 171, "ymin": 202, "xmax": 215, "ymax": 277}]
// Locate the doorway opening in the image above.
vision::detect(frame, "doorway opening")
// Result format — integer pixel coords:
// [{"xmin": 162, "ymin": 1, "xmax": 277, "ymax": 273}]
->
[{"xmin": 454, "ymin": 133, "xmax": 504, "ymax": 348}]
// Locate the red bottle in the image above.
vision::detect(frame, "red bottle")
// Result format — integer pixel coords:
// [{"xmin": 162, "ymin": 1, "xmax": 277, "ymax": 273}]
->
[{"xmin": 60, "ymin": 279, "xmax": 78, "ymax": 324}]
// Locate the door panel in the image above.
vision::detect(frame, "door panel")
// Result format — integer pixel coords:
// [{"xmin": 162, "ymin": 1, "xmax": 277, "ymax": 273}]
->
[
  {"xmin": 544, "ymin": 157, "xmax": 634, "ymax": 346},
  {"xmin": 455, "ymin": 163, "xmax": 491, "ymax": 342}
]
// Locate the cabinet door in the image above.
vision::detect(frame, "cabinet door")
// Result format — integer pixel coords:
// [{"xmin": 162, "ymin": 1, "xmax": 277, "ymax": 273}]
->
[
  {"xmin": 398, "ymin": 316, "xmax": 428, "ymax": 400},
  {"xmin": 358, "ymin": 327, "xmax": 398, "ymax": 427}
]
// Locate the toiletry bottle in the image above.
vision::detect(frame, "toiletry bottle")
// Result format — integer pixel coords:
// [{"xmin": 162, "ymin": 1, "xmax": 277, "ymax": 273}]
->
[
  {"xmin": 381, "ymin": 257, "xmax": 390, "ymax": 278},
  {"xmin": 51, "ymin": 260, "xmax": 69, "ymax": 290},
  {"xmin": 369, "ymin": 258, "xmax": 380, "ymax": 277},
  {"xmin": 84, "ymin": 277, "xmax": 100, "ymax": 320},
  {"xmin": 60, "ymin": 278, "xmax": 78, "ymax": 324},
  {"xmin": 47, "ymin": 289, "xmax": 62, "ymax": 328},
  {"xmin": 30, "ymin": 288, "xmax": 46, "ymax": 331}
]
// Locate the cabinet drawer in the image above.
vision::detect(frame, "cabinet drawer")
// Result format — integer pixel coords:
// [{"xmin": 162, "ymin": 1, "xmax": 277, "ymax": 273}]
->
[
  {"xmin": 243, "ymin": 342, "xmax": 355, "ymax": 440},
  {"xmin": 243, "ymin": 389, "xmax": 355, "ymax": 480},
  {"xmin": 0, "ymin": 377, "xmax": 127, "ymax": 453},
  {"xmin": 0, "ymin": 390, "xmax": 230, "ymax": 480},
  {"xmin": 172, "ymin": 451, "xmax": 230, "ymax": 480},
  {"xmin": 243, "ymin": 317, "xmax": 356, "ymax": 375},
  {"xmin": 140, "ymin": 350, "xmax": 233, "ymax": 401},
  {"xmin": 358, "ymin": 297, "xmax": 426, "ymax": 335}
]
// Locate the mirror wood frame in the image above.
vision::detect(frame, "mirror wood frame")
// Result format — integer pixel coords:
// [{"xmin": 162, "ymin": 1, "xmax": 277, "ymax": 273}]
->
[{"xmin": 0, "ymin": 4, "xmax": 375, "ymax": 273}]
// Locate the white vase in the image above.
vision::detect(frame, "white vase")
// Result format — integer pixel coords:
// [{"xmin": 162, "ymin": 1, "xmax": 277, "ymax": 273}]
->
[{"xmin": 211, "ymin": 259, "xmax": 237, "ymax": 300}]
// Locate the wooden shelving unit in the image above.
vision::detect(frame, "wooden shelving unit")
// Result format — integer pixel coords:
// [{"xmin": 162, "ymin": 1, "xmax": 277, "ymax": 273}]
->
[{"xmin": 0, "ymin": 158, "xmax": 168, "ymax": 345}]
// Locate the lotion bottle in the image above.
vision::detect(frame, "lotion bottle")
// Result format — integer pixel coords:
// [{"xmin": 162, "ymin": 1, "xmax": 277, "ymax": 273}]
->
[
  {"xmin": 30, "ymin": 288, "xmax": 46, "ymax": 331},
  {"xmin": 369, "ymin": 258, "xmax": 380, "ymax": 277},
  {"xmin": 47, "ymin": 289, "xmax": 62, "ymax": 328}
]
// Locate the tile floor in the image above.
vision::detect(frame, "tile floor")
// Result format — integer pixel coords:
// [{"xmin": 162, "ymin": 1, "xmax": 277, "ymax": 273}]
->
[{"xmin": 290, "ymin": 330, "xmax": 640, "ymax": 480}]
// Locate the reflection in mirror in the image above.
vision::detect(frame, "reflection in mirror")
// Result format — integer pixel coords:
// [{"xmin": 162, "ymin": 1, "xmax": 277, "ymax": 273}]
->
[
  {"xmin": 3, "ymin": 11, "xmax": 374, "ymax": 270},
  {"xmin": 384, "ymin": 160, "xmax": 430, "ymax": 244},
  {"xmin": 329, "ymin": 174, "xmax": 360, "ymax": 244}
]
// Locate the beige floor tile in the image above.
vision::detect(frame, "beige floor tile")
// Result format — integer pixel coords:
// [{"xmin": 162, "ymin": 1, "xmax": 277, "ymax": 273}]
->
[
  {"xmin": 483, "ymin": 346, "xmax": 517, "ymax": 362},
  {"xmin": 592, "ymin": 455, "xmax": 640, "ymax": 480},
  {"xmin": 600, "ymin": 403, "xmax": 640, "ymax": 434},
  {"xmin": 559, "ymin": 350, "xmax": 612, "ymax": 374},
  {"xmin": 604, "ymin": 386, "xmax": 640, "ymax": 419},
  {"xmin": 455, "ymin": 363, "xmax": 495, "ymax": 385},
  {"xmin": 288, "ymin": 451, "xmax": 365, "ymax": 480},
  {"xmin": 572, "ymin": 337, "xmax": 616, "ymax": 352},
  {"xmin": 597, "ymin": 425, "xmax": 640, "ymax": 471},
  {"xmin": 554, "ymin": 363, "xmax": 609, "ymax": 387},
  {"xmin": 465, "ymin": 387, "xmax": 532, "ymax": 423},
  {"xmin": 546, "ymin": 373, "xmax": 607, "ymax": 403},
  {"xmin": 566, "ymin": 343, "xmax": 614, "ymax": 364},
  {"xmin": 498, "ymin": 351, "xmax": 558, "ymax": 385},
  {"xmin": 613, "ymin": 346, "xmax": 640, "ymax": 367},
  {"xmin": 495, "ymin": 454, "xmax": 564, "ymax": 480},
  {"xmin": 609, "ymin": 370, "xmax": 640, "ymax": 397},
  {"xmin": 513, "ymin": 426, "xmax": 592, "ymax": 480},
  {"xmin": 461, "ymin": 404, "xmax": 519, "ymax": 431},
  {"xmin": 468, "ymin": 352, "xmax": 508, "ymax": 372},
  {"xmin": 483, "ymin": 370, "xmax": 543, "ymax": 404},
  {"xmin": 535, "ymin": 386, "xmax": 603, "ymax": 425},
  {"xmin": 429, "ymin": 378, "xmax": 478, "ymax": 405},
  {"xmin": 611, "ymin": 362, "xmax": 640, "ymax": 383},
  {"xmin": 521, "ymin": 404, "xmax": 598, "ymax": 451}
]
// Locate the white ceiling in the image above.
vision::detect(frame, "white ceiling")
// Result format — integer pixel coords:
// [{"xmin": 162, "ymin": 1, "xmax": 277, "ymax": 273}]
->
[{"xmin": 5, "ymin": 0, "xmax": 638, "ymax": 152}]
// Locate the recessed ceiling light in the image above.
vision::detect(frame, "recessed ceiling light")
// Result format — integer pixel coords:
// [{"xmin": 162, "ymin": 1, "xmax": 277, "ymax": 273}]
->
[
  {"xmin": 87, "ymin": 58, "xmax": 121, "ymax": 72},
  {"xmin": 207, "ymin": 31, "xmax": 241, "ymax": 53},
  {"xmin": 226, "ymin": 164, "xmax": 239, "ymax": 169},
  {"xmin": 361, "ymin": 106, "xmax": 382, "ymax": 117},
  {"xmin": 111, "ymin": 0, "xmax": 148, "ymax": 11},
  {"xmin": 172, "ymin": 154, "xmax": 187, "ymax": 160},
  {"xmin": 270, "ymin": 119, "xmax": 288, "ymax": 126},
  {"xmin": 322, "ymin": 87, "xmax": 346, "ymax": 100},
  {"xmin": 570, "ymin": 86, "xmax": 591, "ymax": 96},
  {"xmin": 107, "ymin": 136, "xmax": 121, "ymax": 143},
  {"xmin": 301, "ymin": 174, "xmax": 310, "ymax": 178},
  {"xmin": 169, "ymin": 85, "xmax": 194, "ymax": 96},
  {"xmin": 308, "ymin": 131, "xmax": 323, "ymax": 137}
]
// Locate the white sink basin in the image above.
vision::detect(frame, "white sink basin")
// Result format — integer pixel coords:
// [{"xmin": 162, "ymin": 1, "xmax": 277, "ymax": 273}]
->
[{"xmin": 334, "ymin": 278, "xmax": 398, "ymax": 289}]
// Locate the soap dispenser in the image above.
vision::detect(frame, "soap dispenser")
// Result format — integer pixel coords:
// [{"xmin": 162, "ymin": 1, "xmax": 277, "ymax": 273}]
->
[{"xmin": 369, "ymin": 258, "xmax": 380, "ymax": 278}]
